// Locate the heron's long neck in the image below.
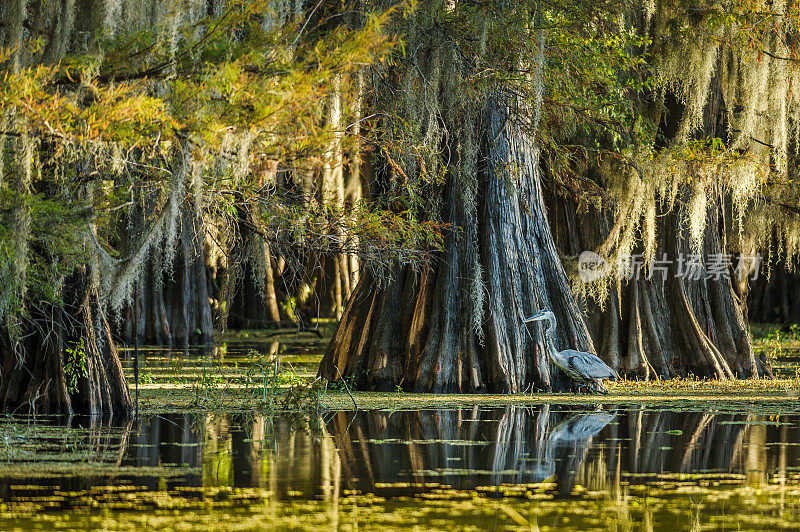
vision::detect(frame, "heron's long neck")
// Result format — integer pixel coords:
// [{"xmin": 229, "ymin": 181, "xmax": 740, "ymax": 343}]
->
[{"xmin": 543, "ymin": 317, "xmax": 558, "ymax": 360}]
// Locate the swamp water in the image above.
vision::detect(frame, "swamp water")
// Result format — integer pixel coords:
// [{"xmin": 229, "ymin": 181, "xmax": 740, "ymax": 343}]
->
[{"xmin": 2, "ymin": 339, "xmax": 800, "ymax": 530}]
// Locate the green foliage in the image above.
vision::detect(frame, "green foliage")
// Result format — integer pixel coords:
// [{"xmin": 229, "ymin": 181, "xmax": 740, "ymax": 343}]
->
[
  {"xmin": 137, "ymin": 364, "xmax": 156, "ymax": 386},
  {"xmin": 0, "ymin": 0, "xmax": 439, "ymax": 331},
  {"xmin": 756, "ymin": 324, "xmax": 800, "ymax": 363},
  {"xmin": 539, "ymin": 5, "xmax": 653, "ymax": 149},
  {"xmin": 63, "ymin": 338, "xmax": 88, "ymax": 395},
  {"xmin": 326, "ymin": 374, "xmax": 356, "ymax": 392},
  {"xmin": 242, "ymin": 348, "xmax": 318, "ymax": 411},
  {"xmin": 279, "ymin": 297, "xmax": 299, "ymax": 324}
]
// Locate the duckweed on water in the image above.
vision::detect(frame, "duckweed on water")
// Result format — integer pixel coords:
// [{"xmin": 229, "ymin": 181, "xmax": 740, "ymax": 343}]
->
[
  {"xmin": 6, "ymin": 336, "xmax": 800, "ymax": 530},
  {"xmin": 4, "ymin": 482, "xmax": 800, "ymax": 530}
]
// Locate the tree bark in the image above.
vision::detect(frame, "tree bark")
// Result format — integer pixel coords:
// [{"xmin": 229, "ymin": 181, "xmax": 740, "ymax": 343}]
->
[
  {"xmin": 548, "ymin": 187, "xmax": 767, "ymax": 379},
  {"xmin": 120, "ymin": 205, "xmax": 213, "ymax": 345},
  {"xmin": 543, "ymin": 55, "xmax": 768, "ymax": 379},
  {"xmin": 226, "ymin": 229, "xmax": 284, "ymax": 329},
  {"xmin": 0, "ymin": 268, "xmax": 132, "ymax": 416},
  {"xmin": 320, "ymin": 99, "xmax": 595, "ymax": 392}
]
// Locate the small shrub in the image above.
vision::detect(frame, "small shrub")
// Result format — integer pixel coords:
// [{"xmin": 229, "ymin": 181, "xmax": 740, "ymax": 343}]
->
[{"xmin": 64, "ymin": 338, "xmax": 88, "ymax": 395}]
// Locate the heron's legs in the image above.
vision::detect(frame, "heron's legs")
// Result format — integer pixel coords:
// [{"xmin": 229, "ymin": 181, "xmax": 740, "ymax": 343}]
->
[
  {"xmin": 574, "ymin": 381, "xmax": 609, "ymax": 395},
  {"xmin": 594, "ymin": 380, "xmax": 609, "ymax": 395}
]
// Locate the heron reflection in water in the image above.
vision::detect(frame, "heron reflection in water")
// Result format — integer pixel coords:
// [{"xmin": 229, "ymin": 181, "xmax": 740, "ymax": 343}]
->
[{"xmin": 526, "ymin": 408, "xmax": 616, "ymax": 483}]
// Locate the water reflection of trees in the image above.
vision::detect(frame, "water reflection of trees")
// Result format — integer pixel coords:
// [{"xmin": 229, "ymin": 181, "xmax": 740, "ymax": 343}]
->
[
  {"xmin": 125, "ymin": 413, "xmax": 202, "ymax": 488},
  {"xmin": 114, "ymin": 406, "xmax": 800, "ymax": 497},
  {"xmin": 328, "ymin": 406, "xmax": 610, "ymax": 493},
  {"xmin": 0, "ymin": 415, "xmax": 134, "ymax": 496},
  {"xmin": 326, "ymin": 406, "xmax": 800, "ymax": 495},
  {"xmin": 198, "ymin": 414, "xmax": 332, "ymax": 497}
]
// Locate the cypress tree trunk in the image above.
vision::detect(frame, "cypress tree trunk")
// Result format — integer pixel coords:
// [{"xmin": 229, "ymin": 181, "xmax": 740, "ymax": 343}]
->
[
  {"xmin": 345, "ymin": 69, "xmax": 366, "ymax": 290},
  {"xmin": 314, "ymin": 76, "xmax": 350, "ymax": 320},
  {"xmin": 0, "ymin": 269, "xmax": 132, "ymax": 416},
  {"xmin": 319, "ymin": 99, "xmax": 595, "ymax": 392},
  {"xmin": 748, "ymin": 247, "xmax": 800, "ymax": 326},
  {"xmin": 544, "ymin": 54, "xmax": 769, "ymax": 379},
  {"xmin": 226, "ymin": 222, "xmax": 283, "ymax": 330},
  {"xmin": 548, "ymin": 185, "xmax": 767, "ymax": 379},
  {"xmin": 120, "ymin": 205, "xmax": 213, "ymax": 345}
]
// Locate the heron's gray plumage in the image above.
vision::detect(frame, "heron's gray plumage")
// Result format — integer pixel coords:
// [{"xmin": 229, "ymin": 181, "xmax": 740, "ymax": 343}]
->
[
  {"xmin": 523, "ymin": 309, "xmax": 618, "ymax": 393},
  {"xmin": 561, "ymin": 349, "xmax": 617, "ymax": 380}
]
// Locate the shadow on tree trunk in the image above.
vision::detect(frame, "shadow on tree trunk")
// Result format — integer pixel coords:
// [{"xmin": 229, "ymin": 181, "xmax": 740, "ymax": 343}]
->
[
  {"xmin": 1, "ymin": 268, "xmax": 132, "ymax": 416},
  {"xmin": 320, "ymin": 100, "xmax": 594, "ymax": 393}
]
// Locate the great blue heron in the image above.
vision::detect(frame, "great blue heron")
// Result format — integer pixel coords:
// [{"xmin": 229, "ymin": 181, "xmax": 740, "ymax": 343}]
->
[{"xmin": 523, "ymin": 309, "xmax": 618, "ymax": 394}]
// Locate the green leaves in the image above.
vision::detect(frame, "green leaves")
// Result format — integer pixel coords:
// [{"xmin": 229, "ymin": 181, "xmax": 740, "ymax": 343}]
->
[
  {"xmin": 64, "ymin": 338, "xmax": 88, "ymax": 395},
  {"xmin": 0, "ymin": 0, "xmax": 422, "ymax": 325}
]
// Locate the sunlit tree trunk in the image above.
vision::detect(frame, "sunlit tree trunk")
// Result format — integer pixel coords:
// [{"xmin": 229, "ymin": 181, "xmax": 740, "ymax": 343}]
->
[
  {"xmin": 320, "ymin": 98, "xmax": 593, "ymax": 392},
  {"xmin": 345, "ymin": 69, "xmax": 366, "ymax": 290},
  {"xmin": 319, "ymin": 75, "xmax": 349, "ymax": 319}
]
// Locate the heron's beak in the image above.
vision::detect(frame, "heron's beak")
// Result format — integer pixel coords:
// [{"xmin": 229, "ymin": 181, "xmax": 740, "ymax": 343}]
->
[{"xmin": 523, "ymin": 311, "xmax": 546, "ymax": 323}]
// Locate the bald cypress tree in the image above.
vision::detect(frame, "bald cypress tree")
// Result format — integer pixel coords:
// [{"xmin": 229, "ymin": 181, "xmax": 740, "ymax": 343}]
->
[
  {"xmin": 320, "ymin": 3, "xmax": 617, "ymax": 392},
  {"xmin": 321, "ymin": 0, "xmax": 800, "ymax": 390},
  {"xmin": 0, "ymin": 0, "xmax": 399, "ymax": 414}
]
